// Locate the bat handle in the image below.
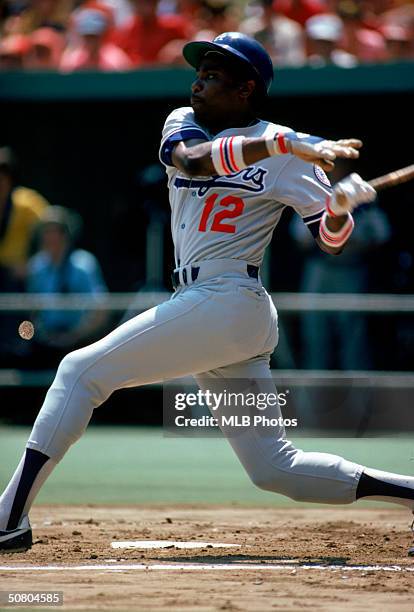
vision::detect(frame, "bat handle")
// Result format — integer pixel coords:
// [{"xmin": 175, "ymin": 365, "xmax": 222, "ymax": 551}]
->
[{"xmin": 368, "ymin": 177, "xmax": 389, "ymax": 190}]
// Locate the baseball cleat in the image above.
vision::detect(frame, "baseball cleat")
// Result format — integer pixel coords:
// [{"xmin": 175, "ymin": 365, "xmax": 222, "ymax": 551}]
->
[
  {"xmin": 0, "ymin": 515, "xmax": 32, "ymax": 553},
  {"xmin": 409, "ymin": 514, "xmax": 414, "ymax": 557}
]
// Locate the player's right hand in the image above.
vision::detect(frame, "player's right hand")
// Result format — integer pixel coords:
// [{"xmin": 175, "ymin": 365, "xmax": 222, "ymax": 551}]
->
[
  {"xmin": 290, "ymin": 138, "xmax": 363, "ymax": 172},
  {"xmin": 328, "ymin": 173, "xmax": 377, "ymax": 216}
]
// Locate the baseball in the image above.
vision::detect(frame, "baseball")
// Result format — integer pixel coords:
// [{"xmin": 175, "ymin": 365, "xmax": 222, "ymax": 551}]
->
[{"xmin": 18, "ymin": 320, "xmax": 35, "ymax": 340}]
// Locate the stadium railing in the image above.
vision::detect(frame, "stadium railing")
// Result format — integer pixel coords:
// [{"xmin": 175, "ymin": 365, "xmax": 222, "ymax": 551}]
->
[{"xmin": 0, "ymin": 291, "xmax": 413, "ymax": 387}]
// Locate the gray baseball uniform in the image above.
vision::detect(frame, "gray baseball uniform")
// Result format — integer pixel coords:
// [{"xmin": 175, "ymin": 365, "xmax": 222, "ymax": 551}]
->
[
  {"xmin": 161, "ymin": 106, "xmax": 329, "ymax": 267},
  {"xmin": 20, "ymin": 107, "xmax": 363, "ymax": 511}
]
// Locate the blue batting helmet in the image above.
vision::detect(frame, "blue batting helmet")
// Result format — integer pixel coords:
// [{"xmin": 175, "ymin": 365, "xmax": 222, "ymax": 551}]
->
[{"xmin": 183, "ymin": 32, "xmax": 274, "ymax": 97}]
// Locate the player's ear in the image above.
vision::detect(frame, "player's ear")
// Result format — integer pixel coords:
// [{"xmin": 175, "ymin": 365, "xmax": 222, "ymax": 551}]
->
[{"xmin": 238, "ymin": 80, "xmax": 256, "ymax": 101}]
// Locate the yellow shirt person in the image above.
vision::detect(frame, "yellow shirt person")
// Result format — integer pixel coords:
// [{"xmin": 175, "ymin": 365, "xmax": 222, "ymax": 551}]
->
[{"xmin": 0, "ymin": 187, "xmax": 49, "ymax": 275}]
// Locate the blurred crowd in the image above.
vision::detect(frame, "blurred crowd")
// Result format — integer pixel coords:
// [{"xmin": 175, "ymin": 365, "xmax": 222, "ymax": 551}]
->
[
  {"xmin": 0, "ymin": 146, "xmax": 108, "ymax": 366},
  {"xmin": 0, "ymin": 0, "xmax": 413, "ymax": 71}
]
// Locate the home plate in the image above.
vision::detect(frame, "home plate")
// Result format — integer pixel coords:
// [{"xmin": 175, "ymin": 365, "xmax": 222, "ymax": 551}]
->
[{"xmin": 111, "ymin": 540, "xmax": 241, "ymax": 550}]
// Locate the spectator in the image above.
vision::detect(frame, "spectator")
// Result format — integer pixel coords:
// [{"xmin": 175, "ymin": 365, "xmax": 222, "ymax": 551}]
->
[
  {"xmin": 363, "ymin": 0, "xmax": 394, "ymax": 19},
  {"xmin": 306, "ymin": 13, "xmax": 358, "ymax": 67},
  {"xmin": 0, "ymin": 146, "xmax": 50, "ymax": 363},
  {"xmin": 0, "ymin": 33, "xmax": 30, "ymax": 68},
  {"xmin": 4, "ymin": 0, "xmax": 73, "ymax": 35},
  {"xmin": 289, "ymin": 162, "xmax": 391, "ymax": 371},
  {"xmin": 90, "ymin": 0, "xmax": 133, "ymax": 27},
  {"xmin": 381, "ymin": 0, "xmax": 414, "ymax": 31},
  {"xmin": 75, "ymin": 0, "xmax": 115, "ymax": 32},
  {"xmin": 171, "ymin": 2, "xmax": 241, "ymax": 64},
  {"xmin": 60, "ymin": 7, "xmax": 131, "ymax": 71},
  {"xmin": 242, "ymin": 0, "xmax": 306, "ymax": 66},
  {"xmin": 26, "ymin": 206, "xmax": 108, "ymax": 365},
  {"xmin": 0, "ymin": 1, "xmax": 23, "ymax": 37},
  {"xmin": 273, "ymin": 0, "xmax": 326, "ymax": 27},
  {"xmin": 113, "ymin": 0, "xmax": 193, "ymax": 66},
  {"xmin": 337, "ymin": 0, "xmax": 387, "ymax": 62},
  {"xmin": 0, "ymin": 146, "xmax": 50, "ymax": 283},
  {"xmin": 25, "ymin": 26, "xmax": 65, "ymax": 68},
  {"xmin": 381, "ymin": 24, "xmax": 413, "ymax": 60},
  {"xmin": 160, "ymin": 0, "xmax": 204, "ymax": 22},
  {"xmin": 194, "ymin": 0, "xmax": 241, "ymax": 40}
]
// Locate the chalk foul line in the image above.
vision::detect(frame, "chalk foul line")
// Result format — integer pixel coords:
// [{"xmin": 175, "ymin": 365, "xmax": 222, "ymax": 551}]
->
[
  {"xmin": 1, "ymin": 562, "xmax": 414, "ymax": 573},
  {"xmin": 111, "ymin": 540, "xmax": 241, "ymax": 549}
]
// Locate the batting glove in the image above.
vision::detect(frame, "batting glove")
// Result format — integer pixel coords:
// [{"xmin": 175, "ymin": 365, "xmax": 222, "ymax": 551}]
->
[
  {"xmin": 289, "ymin": 138, "xmax": 362, "ymax": 172},
  {"xmin": 326, "ymin": 173, "xmax": 377, "ymax": 217}
]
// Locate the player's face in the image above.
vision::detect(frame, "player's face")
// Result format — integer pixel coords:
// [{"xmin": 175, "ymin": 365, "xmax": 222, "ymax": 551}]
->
[{"xmin": 190, "ymin": 57, "xmax": 249, "ymax": 129}]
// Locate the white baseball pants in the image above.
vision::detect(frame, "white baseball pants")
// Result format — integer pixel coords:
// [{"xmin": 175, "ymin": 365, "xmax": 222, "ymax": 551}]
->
[{"xmin": 26, "ymin": 268, "xmax": 363, "ymax": 504}]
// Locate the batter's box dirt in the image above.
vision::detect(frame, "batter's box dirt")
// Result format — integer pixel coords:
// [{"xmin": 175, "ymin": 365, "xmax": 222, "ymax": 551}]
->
[{"xmin": 1, "ymin": 505, "xmax": 413, "ymax": 611}]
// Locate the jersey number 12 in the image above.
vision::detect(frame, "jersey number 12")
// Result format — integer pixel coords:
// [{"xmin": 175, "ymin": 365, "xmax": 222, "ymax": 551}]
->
[{"xmin": 198, "ymin": 193, "xmax": 244, "ymax": 234}]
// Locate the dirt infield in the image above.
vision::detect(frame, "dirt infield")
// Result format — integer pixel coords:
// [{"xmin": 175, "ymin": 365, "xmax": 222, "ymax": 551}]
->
[{"xmin": 1, "ymin": 505, "xmax": 413, "ymax": 611}]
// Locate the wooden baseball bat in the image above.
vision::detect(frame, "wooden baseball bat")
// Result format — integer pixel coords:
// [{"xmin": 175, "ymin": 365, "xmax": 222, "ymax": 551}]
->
[{"xmin": 368, "ymin": 164, "xmax": 414, "ymax": 192}]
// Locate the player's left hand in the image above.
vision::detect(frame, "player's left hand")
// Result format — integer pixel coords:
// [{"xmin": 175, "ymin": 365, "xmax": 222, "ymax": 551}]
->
[{"xmin": 290, "ymin": 138, "xmax": 363, "ymax": 171}]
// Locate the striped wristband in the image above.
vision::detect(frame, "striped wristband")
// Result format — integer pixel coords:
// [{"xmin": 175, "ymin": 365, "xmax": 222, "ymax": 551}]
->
[
  {"xmin": 319, "ymin": 211, "xmax": 354, "ymax": 249},
  {"xmin": 211, "ymin": 136, "xmax": 246, "ymax": 175},
  {"xmin": 265, "ymin": 132, "xmax": 290, "ymax": 156}
]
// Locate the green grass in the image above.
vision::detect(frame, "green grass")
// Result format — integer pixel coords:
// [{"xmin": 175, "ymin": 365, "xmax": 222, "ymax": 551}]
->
[{"xmin": 1, "ymin": 426, "xmax": 414, "ymax": 507}]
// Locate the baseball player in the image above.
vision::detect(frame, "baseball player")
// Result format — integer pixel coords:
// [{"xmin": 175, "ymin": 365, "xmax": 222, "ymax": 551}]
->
[{"xmin": 1, "ymin": 32, "xmax": 413, "ymax": 555}]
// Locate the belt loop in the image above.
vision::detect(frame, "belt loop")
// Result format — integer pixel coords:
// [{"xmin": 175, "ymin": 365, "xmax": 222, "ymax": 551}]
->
[
  {"xmin": 191, "ymin": 266, "xmax": 200, "ymax": 282},
  {"xmin": 174, "ymin": 260, "xmax": 259, "ymax": 289},
  {"xmin": 247, "ymin": 264, "xmax": 259, "ymax": 280},
  {"xmin": 171, "ymin": 270, "xmax": 179, "ymax": 290}
]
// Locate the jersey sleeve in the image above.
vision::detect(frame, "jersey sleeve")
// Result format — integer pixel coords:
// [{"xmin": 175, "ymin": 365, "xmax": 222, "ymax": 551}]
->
[
  {"xmin": 272, "ymin": 156, "xmax": 333, "ymax": 237},
  {"xmin": 159, "ymin": 106, "xmax": 209, "ymax": 167}
]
